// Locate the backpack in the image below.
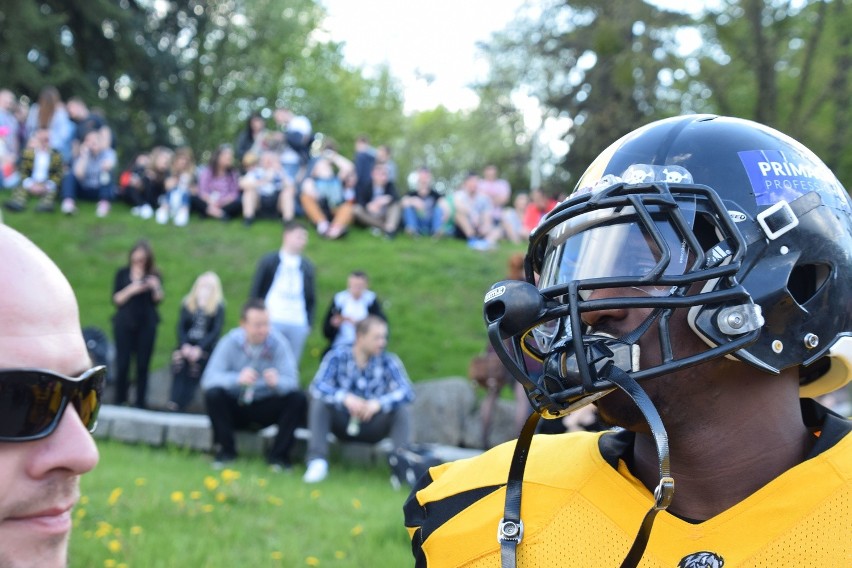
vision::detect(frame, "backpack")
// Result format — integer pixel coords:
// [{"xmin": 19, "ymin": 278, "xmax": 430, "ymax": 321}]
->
[{"xmin": 388, "ymin": 444, "xmax": 444, "ymax": 490}]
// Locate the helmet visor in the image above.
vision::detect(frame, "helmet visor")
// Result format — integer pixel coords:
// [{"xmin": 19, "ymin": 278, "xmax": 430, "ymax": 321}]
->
[{"xmin": 538, "ymin": 198, "xmax": 697, "ymax": 297}]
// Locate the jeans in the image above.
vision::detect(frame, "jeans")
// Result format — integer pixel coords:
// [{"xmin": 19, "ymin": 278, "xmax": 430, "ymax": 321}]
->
[
  {"xmin": 306, "ymin": 397, "xmax": 411, "ymax": 461},
  {"xmin": 61, "ymin": 173, "xmax": 115, "ymax": 202},
  {"xmin": 402, "ymin": 205, "xmax": 444, "ymax": 236}
]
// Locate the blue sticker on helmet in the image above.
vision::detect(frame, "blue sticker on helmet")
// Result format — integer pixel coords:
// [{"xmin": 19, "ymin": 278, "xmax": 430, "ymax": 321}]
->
[{"xmin": 738, "ymin": 150, "xmax": 851, "ymax": 212}]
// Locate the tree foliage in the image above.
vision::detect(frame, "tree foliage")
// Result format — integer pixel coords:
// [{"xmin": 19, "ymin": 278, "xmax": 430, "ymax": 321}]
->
[{"xmin": 478, "ymin": 0, "xmax": 691, "ymax": 188}]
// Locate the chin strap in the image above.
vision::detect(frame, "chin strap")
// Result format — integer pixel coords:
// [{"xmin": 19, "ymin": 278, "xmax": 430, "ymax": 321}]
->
[
  {"xmin": 498, "ymin": 365, "xmax": 673, "ymax": 568},
  {"xmin": 497, "ymin": 411, "xmax": 540, "ymax": 568}
]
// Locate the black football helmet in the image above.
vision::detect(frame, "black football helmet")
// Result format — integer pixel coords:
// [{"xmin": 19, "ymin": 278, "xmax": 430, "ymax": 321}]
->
[{"xmin": 484, "ymin": 114, "xmax": 852, "ymax": 419}]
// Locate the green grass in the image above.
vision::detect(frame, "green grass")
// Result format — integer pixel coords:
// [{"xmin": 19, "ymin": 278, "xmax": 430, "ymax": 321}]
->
[
  {"xmin": 2, "ymin": 201, "xmax": 523, "ymax": 385},
  {"xmin": 70, "ymin": 441, "xmax": 413, "ymax": 567}
]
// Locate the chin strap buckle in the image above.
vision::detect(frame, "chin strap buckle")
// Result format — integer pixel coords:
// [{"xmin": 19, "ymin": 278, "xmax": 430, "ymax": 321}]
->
[
  {"xmin": 497, "ymin": 519, "xmax": 524, "ymax": 544},
  {"xmin": 653, "ymin": 476, "xmax": 675, "ymax": 511}
]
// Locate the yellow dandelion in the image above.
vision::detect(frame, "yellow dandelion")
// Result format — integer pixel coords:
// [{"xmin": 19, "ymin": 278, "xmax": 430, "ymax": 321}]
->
[
  {"xmin": 202, "ymin": 504, "xmax": 214, "ymax": 513},
  {"xmin": 75, "ymin": 508, "xmax": 87, "ymax": 519},
  {"xmin": 170, "ymin": 491, "xmax": 185, "ymax": 504},
  {"xmin": 135, "ymin": 477, "xmax": 147, "ymax": 486},
  {"xmin": 334, "ymin": 550, "xmax": 346, "ymax": 560},
  {"xmin": 271, "ymin": 551, "xmax": 283, "ymax": 560},
  {"xmin": 190, "ymin": 491, "xmax": 202, "ymax": 500},
  {"xmin": 257, "ymin": 478, "xmax": 268, "ymax": 488},
  {"xmin": 107, "ymin": 488, "xmax": 122, "ymax": 506},
  {"xmin": 305, "ymin": 556, "xmax": 320, "ymax": 566},
  {"xmin": 95, "ymin": 521, "xmax": 112, "ymax": 538},
  {"xmin": 103, "ymin": 560, "xmax": 116, "ymax": 568},
  {"xmin": 310, "ymin": 347, "xmax": 320, "ymax": 357},
  {"xmin": 267, "ymin": 496, "xmax": 283, "ymax": 506},
  {"xmin": 107, "ymin": 539, "xmax": 122, "ymax": 553},
  {"xmin": 130, "ymin": 526, "xmax": 143, "ymax": 536},
  {"xmin": 310, "ymin": 489, "xmax": 321, "ymax": 500},
  {"xmin": 80, "ymin": 495, "xmax": 90, "ymax": 505},
  {"xmin": 351, "ymin": 498, "xmax": 361, "ymax": 509},
  {"xmin": 220, "ymin": 468, "xmax": 241, "ymax": 483},
  {"xmin": 203, "ymin": 476, "xmax": 220, "ymax": 491},
  {"xmin": 350, "ymin": 524, "xmax": 363, "ymax": 537},
  {"xmin": 215, "ymin": 491, "xmax": 227, "ymax": 503}
]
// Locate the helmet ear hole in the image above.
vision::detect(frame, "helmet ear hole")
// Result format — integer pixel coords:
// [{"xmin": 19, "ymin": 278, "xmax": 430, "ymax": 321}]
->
[{"xmin": 788, "ymin": 263, "xmax": 830, "ymax": 306}]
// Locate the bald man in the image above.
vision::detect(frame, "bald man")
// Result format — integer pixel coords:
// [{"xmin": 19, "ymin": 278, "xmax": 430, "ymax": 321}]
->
[{"xmin": 0, "ymin": 224, "xmax": 101, "ymax": 567}]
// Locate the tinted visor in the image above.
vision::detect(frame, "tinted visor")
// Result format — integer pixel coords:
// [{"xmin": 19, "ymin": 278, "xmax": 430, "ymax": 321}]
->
[{"xmin": 538, "ymin": 199, "xmax": 696, "ymax": 297}]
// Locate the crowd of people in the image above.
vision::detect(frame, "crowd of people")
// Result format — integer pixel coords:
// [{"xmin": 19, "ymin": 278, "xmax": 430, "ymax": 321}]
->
[
  {"xmin": 0, "ymin": 86, "xmax": 558, "ymax": 249},
  {"xmin": 104, "ymin": 222, "xmax": 416, "ymax": 485}
]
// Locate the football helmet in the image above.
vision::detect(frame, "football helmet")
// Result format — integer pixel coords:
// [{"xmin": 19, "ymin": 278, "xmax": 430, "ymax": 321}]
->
[{"xmin": 484, "ymin": 114, "xmax": 852, "ymax": 418}]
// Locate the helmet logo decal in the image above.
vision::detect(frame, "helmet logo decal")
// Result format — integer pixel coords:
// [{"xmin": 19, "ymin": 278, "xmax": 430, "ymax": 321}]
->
[
  {"xmin": 738, "ymin": 149, "xmax": 850, "ymax": 210},
  {"xmin": 484, "ymin": 285, "xmax": 506, "ymax": 303},
  {"xmin": 727, "ymin": 210, "xmax": 748, "ymax": 223},
  {"xmin": 576, "ymin": 164, "xmax": 695, "ymax": 196},
  {"xmin": 677, "ymin": 551, "xmax": 725, "ymax": 568}
]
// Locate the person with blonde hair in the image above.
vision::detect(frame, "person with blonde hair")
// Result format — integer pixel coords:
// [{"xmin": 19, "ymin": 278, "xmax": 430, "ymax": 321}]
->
[{"xmin": 166, "ymin": 271, "xmax": 226, "ymax": 412}]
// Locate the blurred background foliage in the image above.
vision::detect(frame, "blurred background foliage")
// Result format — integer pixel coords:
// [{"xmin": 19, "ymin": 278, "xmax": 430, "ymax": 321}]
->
[{"xmin": 1, "ymin": 0, "xmax": 850, "ymax": 195}]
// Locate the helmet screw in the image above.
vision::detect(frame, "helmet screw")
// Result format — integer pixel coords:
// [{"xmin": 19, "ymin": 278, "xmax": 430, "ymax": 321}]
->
[
  {"xmin": 779, "ymin": 245, "xmax": 790, "ymax": 255},
  {"xmin": 772, "ymin": 340, "xmax": 784, "ymax": 354},
  {"xmin": 725, "ymin": 312, "xmax": 744, "ymax": 329},
  {"xmin": 803, "ymin": 333, "xmax": 819, "ymax": 349}
]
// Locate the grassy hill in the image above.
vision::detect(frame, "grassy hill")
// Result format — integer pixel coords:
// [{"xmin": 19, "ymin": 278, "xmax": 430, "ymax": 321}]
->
[{"xmin": 2, "ymin": 202, "xmax": 524, "ymax": 386}]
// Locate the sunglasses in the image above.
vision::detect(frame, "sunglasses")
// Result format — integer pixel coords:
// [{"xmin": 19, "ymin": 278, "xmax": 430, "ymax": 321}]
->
[{"xmin": 0, "ymin": 366, "xmax": 106, "ymax": 442}]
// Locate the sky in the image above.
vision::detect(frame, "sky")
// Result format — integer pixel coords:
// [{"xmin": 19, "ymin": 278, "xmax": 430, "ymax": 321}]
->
[{"xmin": 320, "ymin": 0, "xmax": 529, "ymax": 113}]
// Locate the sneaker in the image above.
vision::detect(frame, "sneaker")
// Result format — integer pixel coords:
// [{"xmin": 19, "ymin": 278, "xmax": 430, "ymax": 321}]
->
[
  {"xmin": 268, "ymin": 460, "xmax": 293, "ymax": 474},
  {"xmin": 211, "ymin": 452, "xmax": 236, "ymax": 470},
  {"xmin": 61, "ymin": 198, "xmax": 77, "ymax": 215},
  {"xmin": 370, "ymin": 227, "xmax": 383, "ymax": 238},
  {"xmin": 3, "ymin": 199, "xmax": 25, "ymax": 212},
  {"xmin": 302, "ymin": 458, "xmax": 328, "ymax": 483},
  {"xmin": 139, "ymin": 203, "xmax": 154, "ymax": 220},
  {"xmin": 467, "ymin": 238, "xmax": 493, "ymax": 251},
  {"xmin": 173, "ymin": 207, "xmax": 189, "ymax": 227},
  {"xmin": 155, "ymin": 206, "xmax": 169, "ymax": 225},
  {"xmin": 96, "ymin": 200, "xmax": 111, "ymax": 218},
  {"xmin": 35, "ymin": 196, "xmax": 55, "ymax": 213}
]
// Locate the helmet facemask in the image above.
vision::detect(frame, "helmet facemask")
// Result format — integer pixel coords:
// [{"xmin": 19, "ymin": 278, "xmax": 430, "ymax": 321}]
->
[{"xmin": 484, "ymin": 175, "xmax": 761, "ymax": 419}]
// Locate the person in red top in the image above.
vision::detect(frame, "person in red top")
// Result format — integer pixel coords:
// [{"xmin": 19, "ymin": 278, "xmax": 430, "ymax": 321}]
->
[{"xmin": 522, "ymin": 187, "xmax": 557, "ymax": 236}]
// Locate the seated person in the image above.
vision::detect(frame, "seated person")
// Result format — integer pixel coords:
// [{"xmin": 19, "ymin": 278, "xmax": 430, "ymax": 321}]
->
[
  {"xmin": 322, "ymin": 270, "xmax": 386, "ymax": 352},
  {"xmin": 522, "ymin": 187, "xmax": 558, "ymax": 236},
  {"xmin": 191, "ymin": 144, "xmax": 242, "ymax": 220},
  {"xmin": 156, "ymin": 146, "xmax": 195, "ymax": 227},
  {"xmin": 129, "ymin": 146, "xmax": 173, "ymax": 219},
  {"xmin": 59, "ymin": 129, "xmax": 116, "ymax": 217},
  {"xmin": 439, "ymin": 171, "xmax": 498, "ymax": 250},
  {"xmin": 299, "ymin": 147, "xmax": 355, "ymax": 239},
  {"xmin": 303, "ymin": 315, "xmax": 415, "ymax": 483},
  {"xmin": 401, "ymin": 167, "xmax": 444, "ymax": 237},
  {"xmin": 200, "ymin": 299, "xmax": 307, "ymax": 470},
  {"xmin": 166, "ymin": 271, "xmax": 226, "ymax": 412},
  {"xmin": 4, "ymin": 127, "xmax": 64, "ymax": 212},
  {"xmin": 240, "ymin": 150, "xmax": 296, "ymax": 225},
  {"xmin": 353, "ymin": 162, "xmax": 401, "ymax": 237}
]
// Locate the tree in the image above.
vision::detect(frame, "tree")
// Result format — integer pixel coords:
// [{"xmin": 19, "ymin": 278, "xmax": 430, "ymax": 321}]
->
[
  {"xmin": 479, "ymin": 0, "xmax": 691, "ymax": 187},
  {"xmin": 695, "ymin": 0, "xmax": 852, "ymax": 184}
]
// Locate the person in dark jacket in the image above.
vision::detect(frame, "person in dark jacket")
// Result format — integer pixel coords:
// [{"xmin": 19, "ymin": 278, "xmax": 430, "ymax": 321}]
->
[
  {"xmin": 352, "ymin": 162, "xmax": 401, "ymax": 237},
  {"xmin": 322, "ymin": 270, "xmax": 386, "ymax": 353},
  {"xmin": 166, "ymin": 271, "xmax": 226, "ymax": 412},
  {"xmin": 249, "ymin": 221, "xmax": 316, "ymax": 367},
  {"xmin": 112, "ymin": 239, "xmax": 163, "ymax": 408}
]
